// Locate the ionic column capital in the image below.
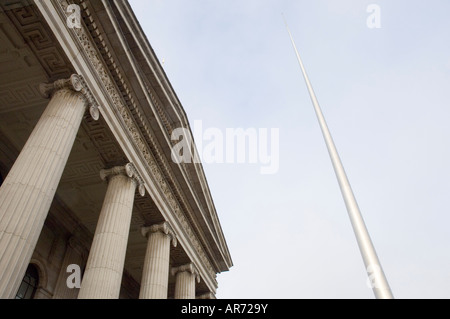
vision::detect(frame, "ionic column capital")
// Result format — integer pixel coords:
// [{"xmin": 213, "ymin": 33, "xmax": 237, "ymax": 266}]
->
[
  {"xmin": 100, "ymin": 163, "xmax": 145, "ymax": 197},
  {"xmin": 141, "ymin": 222, "xmax": 177, "ymax": 248},
  {"xmin": 39, "ymin": 74, "xmax": 100, "ymax": 120},
  {"xmin": 171, "ymin": 263, "xmax": 200, "ymax": 283}
]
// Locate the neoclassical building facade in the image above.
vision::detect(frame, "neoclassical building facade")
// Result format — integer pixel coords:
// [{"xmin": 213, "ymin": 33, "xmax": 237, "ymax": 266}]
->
[{"xmin": 0, "ymin": 0, "xmax": 232, "ymax": 299}]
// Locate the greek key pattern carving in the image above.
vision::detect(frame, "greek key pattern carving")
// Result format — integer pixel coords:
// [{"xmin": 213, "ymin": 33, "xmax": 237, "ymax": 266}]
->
[
  {"xmin": 0, "ymin": 82, "xmax": 43, "ymax": 111},
  {"xmin": 1, "ymin": 0, "xmax": 73, "ymax": 79}
]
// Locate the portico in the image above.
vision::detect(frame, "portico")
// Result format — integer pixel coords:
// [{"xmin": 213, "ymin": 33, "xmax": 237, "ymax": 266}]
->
[{"xmin": 0, "ymin": 0, "xmax": 231, "ymax": 299}]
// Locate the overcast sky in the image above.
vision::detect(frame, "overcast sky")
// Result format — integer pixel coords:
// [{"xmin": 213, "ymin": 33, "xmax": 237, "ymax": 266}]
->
[{"xmin": 129, "ymin": 0, "xmax": 450, "ymax": 299}]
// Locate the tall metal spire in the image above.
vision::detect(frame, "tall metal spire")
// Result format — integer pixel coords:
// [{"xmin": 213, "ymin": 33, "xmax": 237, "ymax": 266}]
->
[{"xmin": 283, "ymin": 15, "xmax": 394, "ymax": 299}]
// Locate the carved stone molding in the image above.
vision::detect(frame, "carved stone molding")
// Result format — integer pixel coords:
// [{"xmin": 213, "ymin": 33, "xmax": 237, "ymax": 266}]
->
[
  {"xmin": 100, "ymin": 163, "xmax": 145, "ymax": 197},
  {"xmin": 39, "ymin": 74, "xmax": 100, "ymax": 120},
  {"xmin": 1, "ymin": 1, "xmax": 73, "ymax": 79},
  {"xmin": 141, "ymin": 221, "xmax": 177, "ymax": 248}
]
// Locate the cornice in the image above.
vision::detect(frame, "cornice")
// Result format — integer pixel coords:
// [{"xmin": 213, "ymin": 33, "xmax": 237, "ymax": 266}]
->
[{"xmin": 114, "ymin": 0, "xmax": 232, "ymax": 270}]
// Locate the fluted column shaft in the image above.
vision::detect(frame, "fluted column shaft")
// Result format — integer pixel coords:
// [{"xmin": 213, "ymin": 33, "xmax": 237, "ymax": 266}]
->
[
  {"xmin": 139, "ymin": 222, "xmax": 177, "ymax": 299},
  {"xmin": 0, "ymin": 75, "xmax": 95, "ymax": 299},
  {"xmin": 78, "ymin": 164, "xmax": 144, "ymax": 299},
  {"xmin": 172, "ymin": 263, "xmax": 200, "ymax": 299}
]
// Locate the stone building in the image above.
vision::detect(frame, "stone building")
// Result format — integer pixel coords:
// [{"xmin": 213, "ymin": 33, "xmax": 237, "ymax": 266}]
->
[{"xmin": 0, "ymin": 0, "xmax": 232, "ymax": 299}]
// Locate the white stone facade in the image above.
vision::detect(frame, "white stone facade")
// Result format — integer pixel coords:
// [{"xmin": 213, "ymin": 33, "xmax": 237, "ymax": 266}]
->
[{"xmin": 0, "ymin": 0, "xmax": 231, "ymax": 299}]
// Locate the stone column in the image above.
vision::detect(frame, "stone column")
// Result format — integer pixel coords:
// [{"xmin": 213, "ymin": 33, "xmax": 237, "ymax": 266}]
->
[
  {"xmin": 172, "ymin": 263, "xmax": 200, "ymax": 299},
  {"xmin": 0, "ymin": 75, "xmax": 98, "ymax": 299},
  {"xmin": 53, "ymin": 237, "xmax": 87, "ymax": 299},
  {"xmin": 139, "ymin": 222, "xmax": 177, "ymax": 299},
  {"xmin": 78, "ymin": 163, "xmax": 145, "ymax": 299}
]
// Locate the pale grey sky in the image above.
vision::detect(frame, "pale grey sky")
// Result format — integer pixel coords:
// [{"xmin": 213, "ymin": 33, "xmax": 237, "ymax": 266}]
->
[{"xmin": 129, "ymin": 0, "xmax": 450, "ymax": 299}]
